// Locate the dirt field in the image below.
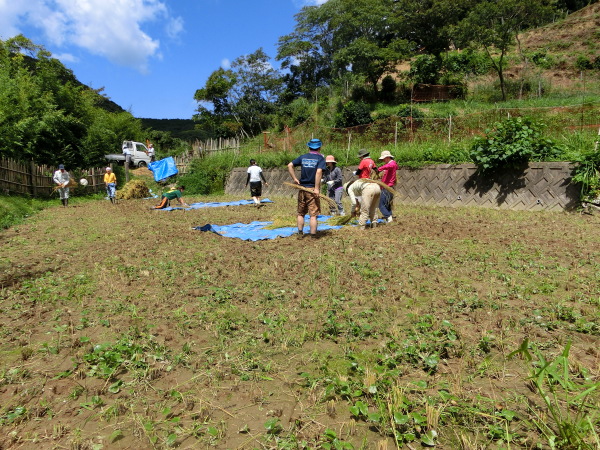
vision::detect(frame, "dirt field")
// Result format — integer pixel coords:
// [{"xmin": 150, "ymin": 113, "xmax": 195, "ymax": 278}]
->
[{"xmin": 1, "ymin": 194, "xmax": 599, "ymax": 449}]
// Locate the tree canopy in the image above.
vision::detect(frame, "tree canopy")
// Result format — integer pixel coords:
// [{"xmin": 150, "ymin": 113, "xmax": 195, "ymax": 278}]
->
[{"xmin": 0, "ymin": 36, "xmax": 146, "ymax": 168}]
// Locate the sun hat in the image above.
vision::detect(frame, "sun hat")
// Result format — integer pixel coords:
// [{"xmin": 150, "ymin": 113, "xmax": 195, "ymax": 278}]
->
[
  {"xmin": 325, "ymin": 155, "xmax": 336, "ymax": 163},
  {"xmin": 357, "ymin": 149, "xmax": 370, "ymax": 158},
  {"xmin": 106, "ymin": 167, "xmax": 111, "ymax": 171},
  {"xmin": 379, "ymin": 150, "xmax": 394, "ymax": 160},
  {"xmin": 58, "ymin": 164, "xmax": 65, "ymax": 169},
  {"xmin": 307, "ymin": 138, "xmax": 322, "ymax": 149}
]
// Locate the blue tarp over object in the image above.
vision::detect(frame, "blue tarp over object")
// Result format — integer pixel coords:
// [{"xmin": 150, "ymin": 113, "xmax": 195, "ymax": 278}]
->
[
  {"xmin": 148, "ymin": 157, "xmax": 178, "ymax": 182},
  {"xmin": 194, "ymin": 215, "xmax": 344, "ymax": 241},
  {"xmin": 158, "ymin": 198, "xmax": 274, "ymax": 211}
]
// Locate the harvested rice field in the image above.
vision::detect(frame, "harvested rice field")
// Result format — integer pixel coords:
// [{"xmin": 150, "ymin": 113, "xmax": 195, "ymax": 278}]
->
[{"xmin": 1, "ymin": 194, "xmax": 599, "ymax": 449}]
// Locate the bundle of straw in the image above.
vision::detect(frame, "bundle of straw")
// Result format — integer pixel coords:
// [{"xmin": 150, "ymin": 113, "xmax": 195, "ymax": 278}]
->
[
  {"xmin": 283, "ymin": 182, "xmax": 338, "ymax": 209},
  {"xmin": 52, "ymin": 178, "xmax": 78, "ymax": 191},
  {"xmin": 362, "ymin": 178, "xmax": 397, "ymax": 196},
  {"xmin": 117, "ymin": 179, "xmax": 150, "ymax": 199}
]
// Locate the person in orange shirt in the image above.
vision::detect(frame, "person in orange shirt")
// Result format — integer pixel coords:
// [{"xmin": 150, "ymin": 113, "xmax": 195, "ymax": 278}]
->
[{"xmin": 103, "ymin": 167, "xmax": 117, "ymax": 204}]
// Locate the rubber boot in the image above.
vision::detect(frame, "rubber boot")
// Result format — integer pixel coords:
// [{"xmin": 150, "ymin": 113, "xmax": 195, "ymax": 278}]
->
[
  {"xmin": 64, "ymin": 198, "xmax": 68, "ymax": 207},
  {"xmin": 61, "ymin": 199, "xmax": 66, "ymax": 207}
]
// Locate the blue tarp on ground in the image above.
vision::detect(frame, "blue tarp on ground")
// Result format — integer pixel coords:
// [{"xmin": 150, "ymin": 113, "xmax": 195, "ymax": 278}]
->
[
  {"xmin": 148, "ymin": 157, "xmax": 178, "ymax": 182},
  {"xmin": 158, "ymin": 198, "xmax": 274, "ymax": 211},
  {"xmin": 194, "ymin": 215, "xmax": 345, "ymax": 241}
]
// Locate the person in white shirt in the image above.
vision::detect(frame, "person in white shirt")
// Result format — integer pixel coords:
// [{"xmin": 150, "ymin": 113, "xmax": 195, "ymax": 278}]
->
[
  {"xmin": 344, "ymin": 179, "xmax": 381, "ymax": 229},
  {"xmin": 53, "ymin": 164, "xmax": 71, "ymax": 207},
  {"xmin": 122, "ymin": 142, "xmax": 132, "ymax": 166},
  {"xmin": 246, "ymin": 159, "xmax": 268, "ymax": 206},
  {"xmin": 147, "ymin": 143, "xmax": 155, "ymax": 162}
]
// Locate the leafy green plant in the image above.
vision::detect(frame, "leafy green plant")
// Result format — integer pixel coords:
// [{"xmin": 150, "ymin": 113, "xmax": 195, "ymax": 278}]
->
[
  {"xmin": 571, "ymin": 146, "xmax": 600, "ymax": 203},
  {"xmin": 509, "ymin": 339, "xmax": 600, "ymax": 449},
  {"xmin": 335, "ymin": 101, "xmax": 373, "ymax": 128},
  {"xmin": 470, "ymin": 117, "xmax": 562, "ymax": 172}
]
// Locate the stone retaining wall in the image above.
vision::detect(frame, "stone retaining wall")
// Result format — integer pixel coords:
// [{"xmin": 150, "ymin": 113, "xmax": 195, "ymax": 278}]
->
[{"xmin": 225, "ymin": 162, "xmax": 579, "ymax": 211}]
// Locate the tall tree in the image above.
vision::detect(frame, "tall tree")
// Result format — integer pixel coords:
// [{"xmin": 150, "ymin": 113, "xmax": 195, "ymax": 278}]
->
[
  {"xmin": 454, "ymin": 0, "xmax": 557, "ymax": 100},
  {"xmin": 194, "ymin": 49, "xmax": 283, "ymax": 138}
]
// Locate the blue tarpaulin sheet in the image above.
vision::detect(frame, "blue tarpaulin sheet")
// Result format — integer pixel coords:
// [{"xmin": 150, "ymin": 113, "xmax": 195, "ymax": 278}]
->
[
  {"xmin": 148, "ymin": 157, "xmax": 178, "ymax": 182},
  {"xmin": 194, "ymin": 215, "xmax": 346, "ymax": 241},
  {"xmin": 157, "ymin": 198, "xmax": 274, "ymax": 211}
]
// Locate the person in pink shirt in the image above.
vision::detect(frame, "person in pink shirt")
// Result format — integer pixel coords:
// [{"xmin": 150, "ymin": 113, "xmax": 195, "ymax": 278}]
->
[
  {"xmin": 375, "ymin": 150, "xmax": 398, "ymax": 222},
  {"xmin": 354, "ymin": 149, "xmax": 376, "ymax": 179}
]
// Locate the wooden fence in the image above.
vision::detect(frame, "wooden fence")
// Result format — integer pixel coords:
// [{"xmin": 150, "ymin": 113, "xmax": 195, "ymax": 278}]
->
[
  {"xmin": 172, "ymin": 137, "xmax": 241, "ymax": 175},
  {"xmin": 0, "ymin": 157, "xmax": 107, "ymax": 198}
]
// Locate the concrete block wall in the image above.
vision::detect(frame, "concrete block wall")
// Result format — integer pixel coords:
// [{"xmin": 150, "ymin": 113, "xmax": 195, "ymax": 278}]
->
[{"xmin": 225, "ymin": 162, "xmax": 580, "ymax": 211}]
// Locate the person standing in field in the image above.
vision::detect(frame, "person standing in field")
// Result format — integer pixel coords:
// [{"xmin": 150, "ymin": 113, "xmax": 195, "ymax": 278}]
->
[
  {"xmin": 287, "ymin": 139, "xmax": 327, "ymax": 238},
  {"xmin": 345, "ymin": 179, "xmax": 381, "ymax": 229},
  {"xmin": 374, "ymin": 150, "xmax": 398, "ymax": 223},
  {"xmin": 147, "ymin": 143, "xmax": 156, "ymax": 162},
  {"xmin": 104, "ymin": 167, "xmax": 117, "ymax": 204},
  {"xmin": 53, "ymin": 164, "xmax": 71, "ymax": 207},
  {"xmin": 323, "ymin": 155, "xmax": 344, "ymax": 215},
  {"xmin": 154, "ymin": 186, "xmax": 190, "ymax": 209},
  {"xmin": 354, "ymin": 148, "xmax": 377, "ymax": 179},
  {"xmin": 246, "ymin": 159, "xmax": 268, "ymax": 207}
]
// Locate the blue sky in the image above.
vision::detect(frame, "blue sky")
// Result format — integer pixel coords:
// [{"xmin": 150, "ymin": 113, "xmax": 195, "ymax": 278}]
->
[{"xmin": 0, "ymin": 0, "xmax": 328, "ymax": 119}]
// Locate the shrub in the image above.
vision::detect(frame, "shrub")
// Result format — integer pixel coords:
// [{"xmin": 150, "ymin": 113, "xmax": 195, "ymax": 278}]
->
[
  {"xmin": 335, "ymin": 101, "xmax": 373, "ymax": 128},
  {"xmin": 530, "ymin": 51, "xmax": 556, "ymax": 69},
  {"xmin": 575, "ymin": 55, "xmax": 593, "ymax": 71},
  {"xmin": 396, "ymin": 105, "xmax": 425, "ymax": 127},
  {"xmin": 409, "ymin": 54, "xmax": 441, "ymax": 84},
  {"xmin": 379, "ymin": 75, "xmax": 397, "ymax": 103},
  {"xmin": 470, "ymin": 117, "xmax": 562, "ymax": 173}
]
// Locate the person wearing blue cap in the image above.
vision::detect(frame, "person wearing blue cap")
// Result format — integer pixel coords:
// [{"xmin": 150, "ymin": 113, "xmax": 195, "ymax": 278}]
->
[
  {"xmin": 53, "ymin": 164, "xmax": 71, "ymax": 207},
  {"xmin": 287, "ymin": 138, "xmax": 327, "ymax": 238}
]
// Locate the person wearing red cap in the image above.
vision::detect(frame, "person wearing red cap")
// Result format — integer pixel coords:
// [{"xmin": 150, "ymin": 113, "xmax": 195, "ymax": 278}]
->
[{"xmin": 323, "ymin": 155, "xmax": 345, "ymax": 215}]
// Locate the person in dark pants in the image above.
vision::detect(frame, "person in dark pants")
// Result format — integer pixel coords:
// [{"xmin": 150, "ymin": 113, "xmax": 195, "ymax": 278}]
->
[
  {"xmin": 374, "ymin": 150, "xmax": 398, "ymax": 222},
  {"xmin": 246, "ymin": 159, "xmax": 268, "ymax": 207}
]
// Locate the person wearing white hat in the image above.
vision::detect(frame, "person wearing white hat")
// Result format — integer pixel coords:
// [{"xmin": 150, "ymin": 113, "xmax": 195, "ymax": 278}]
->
[
  {"xmin": 322, "ymin": 155, "xmax": 345, "ymax": 215},
  {"xmin": 374, "ymin": 150, "xmax": 398, "ymax": 222},
  {"xmin": 104, "ymin": 167, "xmax": 117, "ymax": 204}
]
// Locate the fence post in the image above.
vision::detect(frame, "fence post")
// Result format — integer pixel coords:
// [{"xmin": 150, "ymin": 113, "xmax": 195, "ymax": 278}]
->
[
  {"xmin": 92, "ymin": 168, "xmax": 97, "ymax": 194},
  {"xmin": 346, "ymin": 132, "xmax": 352, "ymax": 164},
  {"xmin": 394, "ymin": 122, "xmax": 398, "ymax": 150},
  {"xmin": 30, "ymin": 160, "xmax": 37, "ymax": 197},
  {"xmin": 448, "ymin": 115, "xmax": 452, "ymax": 142}
]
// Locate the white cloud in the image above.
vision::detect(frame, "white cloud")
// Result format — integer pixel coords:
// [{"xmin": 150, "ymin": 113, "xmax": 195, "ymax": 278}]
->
[
  {"xmin": 52, "ymin": 52, "xmax": 78, "ymax": 63},
  {"xmin": 0, "ymin": 0, "xmax": 183, "ymax": 73},
  {"xmin": 294, "ymin": 0, "xmax": 329, "ymax": 6},
  {"xmin": 221, "ymin": 58, "xmax": 230, "ymax": 69}
]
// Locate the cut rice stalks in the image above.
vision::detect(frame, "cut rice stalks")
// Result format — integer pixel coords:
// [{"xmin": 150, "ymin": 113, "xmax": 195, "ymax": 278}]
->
[{"xmin": 283, "ymin": 182, "xmax": 338, "ymax": 209}]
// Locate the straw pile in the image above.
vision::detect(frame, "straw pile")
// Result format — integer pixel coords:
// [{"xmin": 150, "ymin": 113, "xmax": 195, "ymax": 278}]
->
[
  {"xmin": 116, "ymin": 179, "xmax": 150, "ymax": 199},
  {"xmin": 327, "ymin": 214, "xmax": 356, "ymax": 226},
  {"xmin": 264, "ymin": 215, "xmax": 297, "ymax": 229}
]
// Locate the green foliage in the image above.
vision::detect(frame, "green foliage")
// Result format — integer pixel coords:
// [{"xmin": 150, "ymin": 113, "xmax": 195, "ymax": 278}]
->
[
  {"xmin": 529, "ymin": 50, "xmax": 556, "ymax": 69},
  {"xmin": 470, "ymin": 117, "xmax": 562, "ymax": 172},
  {"xmin": 0, "ymin": 196, "xmax": 55, "ymax": 229},
  {"xmin": 575, "ymin": 55, "xmax": 593, "ymax": 71},
  {"xmin": 0, "ymin": 36, "xmax": 144, "ymax": 168},
  {"xmin": 509, "ymin": 339, "xmax": 600, "ymax": 449},
  {"xmin": 335, "ymin": 101, "xmax": 373, "ymax": 128},
  {"xmin": 571, "ymin": 146, "xmax": 600, "ymax": 202},
  {"xmin": 410, "ymin": 54, "xmax": 442, "ymax": 84}
]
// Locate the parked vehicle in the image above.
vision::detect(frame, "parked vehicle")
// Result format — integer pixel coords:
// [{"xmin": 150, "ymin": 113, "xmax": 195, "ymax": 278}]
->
[{"xmin": 105, "ymin": 141, "xmax": 151, "ymax": 167}]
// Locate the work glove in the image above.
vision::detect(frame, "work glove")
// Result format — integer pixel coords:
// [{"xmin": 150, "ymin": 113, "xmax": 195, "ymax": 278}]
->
[{"xmin": 326, "ymin": 180, "xmax": 334, "ymax": 188}]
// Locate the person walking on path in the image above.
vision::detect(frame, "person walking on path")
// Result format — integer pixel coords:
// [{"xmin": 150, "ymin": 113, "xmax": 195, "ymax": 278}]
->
[
  {"xmin": 375, "ymin": 150, "xmax": 398, "ymax": 222},
  {"xmin": 345, "ymin": 179, "xmax": 381, "ymax": 229},
  {"xmin": 323, "ymin": 155, "xmax": 344, "ymax": 215},
  {"xmin": 104, "ymin": 167, "xmax": 117, "ymax": 204},
  {"xmin": 154, "ymin": 186, "xmax": 190, "ymax": 209},
  {"xmin": 354, "ymin": 149, "xmax": 377, "ymax": 179},
  {"xmin": 53, "ymin": 164, "xmax": 71, "ymax": 207},
  {"xmin": 287, "ymin": 138, "xmax": 326, "ymax": 238},
  {"xmin": 246, "ymin": 159, "xmax": 268, "ymax": 207}
]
